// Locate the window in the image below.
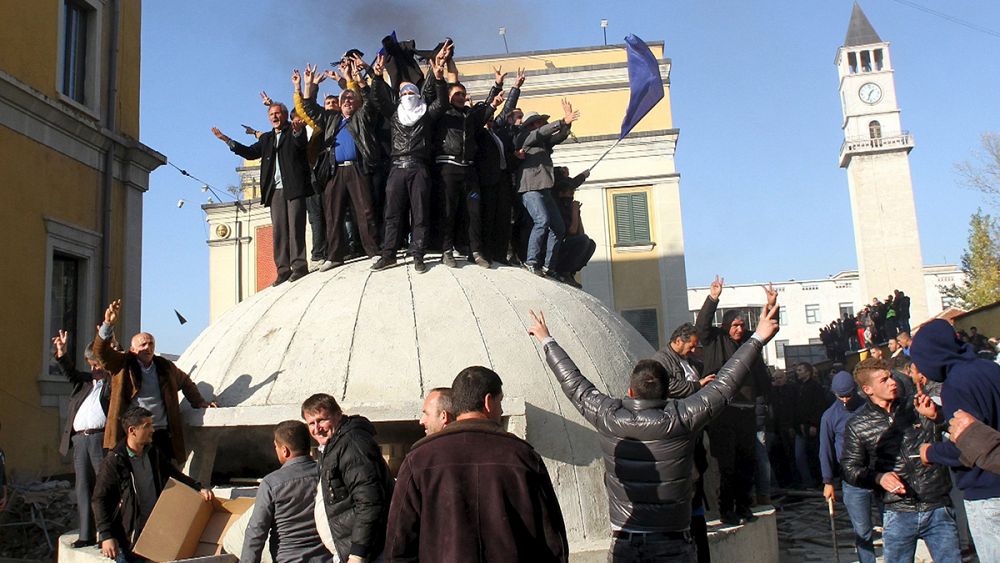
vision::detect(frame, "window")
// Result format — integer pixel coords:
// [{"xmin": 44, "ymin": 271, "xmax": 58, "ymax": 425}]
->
[
  {"xmin": 58, "ymin": 0, "xmax": 101, "ymax": 113},
  {"xmin": 43, "ymin": 218, "xmax": 99, "ymax": 381},
  {"xmin": 805, "ymin": 304, "xmax": 821, "ymax": 324},
  {"xmin": 848, "ymin": 51, "xmax": 858, "ymax": 74},
  {"xmin": 613, "ymin": 192, "xmax": 651, "ymax": 246},
  {"xmin": 50, "ymin": 254, "xmax": 81, "ymax": 368},
  {"xmin": 869, "ymin": 120, "xmax": 882, "ymax": 140},
  {"xmin": 775, "ymin": 340, "xmax": 789, "ymax": 359},
  {"xmin": 62, "ymin": 1, "xmax": 91, "ymax": 104},
  {"xmin": 839, "ymin": 302, "xmax": 855, "ymax": 318},
  {"xmin": 874, "ymin": 48, "xmax": 884, "ymax": 71},
  {"xmin": 860, "ymin": 50, "xmax": 872, "ymax": 72},
  {"xmin": 622, "ymin": 308, "xmax": 659, "ymax": 349},
  {"xmin": 779, "ymin": 306, "xmax": 787, "ymax": 326}
]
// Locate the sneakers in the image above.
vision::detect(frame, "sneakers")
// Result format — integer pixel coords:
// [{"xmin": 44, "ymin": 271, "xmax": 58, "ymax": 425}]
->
[
  {"xmin": 318, "ymin": 260, "xmax": 342, "ymax": 272},
  {"xmin": 471, "ymin": 252, "xmax": 490, "ymax": 268},
  {"xmin": 442, "ymin": 250, "xmax": 457, "ymax": 268},
  {"xmin": 524, "ymin": 263, "xmax": 545, "ymax": 277},
  {"xmin": 720, "ymin": 511, "xmax": 742, "ymax": 526},
  {"xmin": 413, "ymin": 257, "xmax": 427, "ymax": 274},
  {"xmin": 371, "ymin": 256, "xmax": 397, "ymax": 271},
  {"xmin": 736, "ymin": 506, "xmax": 758, "ymax": 522}
]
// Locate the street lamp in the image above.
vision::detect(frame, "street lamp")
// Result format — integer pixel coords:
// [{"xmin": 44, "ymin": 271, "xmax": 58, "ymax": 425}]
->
[
  {"xmin": 600, "ymin": 19, "xmax": 608, "ymax": 46},
  {"xmin": 499, "ymin": 26, "xmax": 509, "ymax": 54}
]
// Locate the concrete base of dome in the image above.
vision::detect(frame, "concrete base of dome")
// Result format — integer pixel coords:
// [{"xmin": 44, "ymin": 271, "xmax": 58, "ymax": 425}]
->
[{"xmin": 59, "ymin": 507, "xmax": 777, "ymax": 562}]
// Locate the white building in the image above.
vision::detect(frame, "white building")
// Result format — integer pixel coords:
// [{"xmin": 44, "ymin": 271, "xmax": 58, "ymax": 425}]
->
[{"xmin": 686, "ymin": 264, "xmax": 963, "ymax": 369}]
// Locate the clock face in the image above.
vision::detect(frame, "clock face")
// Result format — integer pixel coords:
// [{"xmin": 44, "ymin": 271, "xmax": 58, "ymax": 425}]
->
[{"xmin": 859, "ymin": 82, "xmax": 882, "ymax": 105}]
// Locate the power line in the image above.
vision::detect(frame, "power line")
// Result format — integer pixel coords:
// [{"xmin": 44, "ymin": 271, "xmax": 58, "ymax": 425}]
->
[{"xmin": 889, "ymin": 0, "xmax": 1000, "ymax": 39}]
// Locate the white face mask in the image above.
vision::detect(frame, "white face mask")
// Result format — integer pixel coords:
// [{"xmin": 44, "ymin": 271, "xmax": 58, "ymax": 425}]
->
[{"xmin": 397, "ymin": 94, "xmax": 426, "ymax": 126}]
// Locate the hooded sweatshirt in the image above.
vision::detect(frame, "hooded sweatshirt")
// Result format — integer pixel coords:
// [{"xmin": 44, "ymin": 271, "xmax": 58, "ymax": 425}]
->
[
  {"xmin": 694, "ymin": 296, "xmax": 770, "ymax": 404},
  {"xmin": 912, "ymin": 319, "xmax": 1000, "ymax": 500}
]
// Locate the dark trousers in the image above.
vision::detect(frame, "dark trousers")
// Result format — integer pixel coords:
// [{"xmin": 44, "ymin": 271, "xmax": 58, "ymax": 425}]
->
[
  {"xmin": 708, "ymin": 406, "xmax": 757, "ymax": 513},
  {"xmin": 382, "ymin": 165, "xmax": 430, "ymax": 259},
  {"xmin": 369, "ymin": 164, "xmax": 389, "ymax": 246},
  {"xmin": 609, "ymin": 533, "xmax": 696, "ymax": 563},
  {"xmin": 481, "ymin": 172, "xmax": 513, "ymax": 262},
  {"xmin": 268, "ymin": 189, "xmax": 307, "ymax": 276},
  {"xmin": 323, "ymin": 164, "xmax": 379, "ymax": 261},
  {"xmin": 152, "ymin": 428, "xmax": 174, "ymax": 462},
  {"xmin": 553, "ymin": 234, "xmax": 596, "ymax": 273},
  {"xmin": 72, "ymin": 431, "xmax": 106, "ymax": 542},
  {"xmin": 436, "ymin": 163, "xmax": 483, "ymax": 255},
  {"xmin": 305, "ymin": 193, "xmax": 326, "ymax": 261},
  {"xmin": 690, "ymin": 514, "xmax": 710, "ymax": 563}
]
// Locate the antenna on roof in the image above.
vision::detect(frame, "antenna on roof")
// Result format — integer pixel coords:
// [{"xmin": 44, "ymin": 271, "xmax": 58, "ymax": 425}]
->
[
  {"xmin": 498, "ymin": 26, "xmax": 509, "ymax": 54},
  {"xmin": 600, "ymin": 19, "xmax": 608, "ymax": 45}
]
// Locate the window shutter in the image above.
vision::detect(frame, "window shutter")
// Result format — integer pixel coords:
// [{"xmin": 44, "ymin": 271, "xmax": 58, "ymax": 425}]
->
[{"xmin": 613, "ymin": 192, "xmax": 651, "ymax": 245}]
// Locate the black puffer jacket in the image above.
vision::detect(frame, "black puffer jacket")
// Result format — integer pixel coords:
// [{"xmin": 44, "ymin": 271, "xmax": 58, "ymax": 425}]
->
[
  {"xmin": 431, "ymin": 83, "xmax": 500, "ymax": 164},
  {"xmin": 92, "ymin": 442, "xmax": 201, "ymax": 547},
  {"xmin": 840, "ymin": 393, "xmax": 952, "ymax": 512},
  {"xmin": 317, "ymin": 415, "xmax": 394, "ymax": 561},
  {"xmin": 370, "ymin": 74, "xmax": 447, "ymax": 163},
  {"xmin": 544, "ymin": 336, "xmax": 765, "ymax": 532}
]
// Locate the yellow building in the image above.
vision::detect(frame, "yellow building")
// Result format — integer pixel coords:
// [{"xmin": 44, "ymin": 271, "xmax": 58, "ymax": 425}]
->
[
  {"xmin": 205, "ymin": 42, "xmax": 688, "ymax": 347},
  {"xmin": 0, "ymin": 0, "xmax": 164, "ymax": 477}
]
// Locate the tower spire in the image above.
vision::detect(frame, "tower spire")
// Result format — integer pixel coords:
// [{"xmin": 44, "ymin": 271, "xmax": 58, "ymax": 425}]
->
[{"xmin": 844, "ymin": 2, "xmax": 882, "ymax": 46}]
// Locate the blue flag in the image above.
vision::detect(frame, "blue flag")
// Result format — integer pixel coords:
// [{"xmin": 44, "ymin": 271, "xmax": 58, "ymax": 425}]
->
[{"xmin": 620, "ymin": 34, "xmax": 664, "ymax": 140}]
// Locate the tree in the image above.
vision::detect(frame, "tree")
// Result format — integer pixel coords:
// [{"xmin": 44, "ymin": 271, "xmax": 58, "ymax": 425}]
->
[
  {"xmin": 956, "ymin": 131, "xmax": 1000, "ymax": 207},
  {"xmin": 943, "ymin": 210, "xmax": 1000, "ymax": 309}
]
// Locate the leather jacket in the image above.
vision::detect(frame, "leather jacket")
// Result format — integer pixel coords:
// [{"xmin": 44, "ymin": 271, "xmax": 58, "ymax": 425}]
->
[
  {"xmin": 370, "ymin": 74, "xmax": 448, "ymax": 164},
  {"xmin": 650, "ymin": 346, "xmax": 702, "ymax": 399},
  {"xmin": 543, "ymin": 335, "xmax": 765, "ymax": 532},
  {"xmin": 297, "ymin": 84, "xmax": 381, "ymax": 183},
  {"xmin": 840, "ymin": 392, "xmax": 952, "ymax": 512},
  {"xmin": 431, "ymin": 83, "xmax": 500, "ymax": 164}
]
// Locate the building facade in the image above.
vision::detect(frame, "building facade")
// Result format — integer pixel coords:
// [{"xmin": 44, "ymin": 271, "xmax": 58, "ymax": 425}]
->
[
  {"xmin": 204, "ymin": 42, "xmax": 690, "ymax": 348},
  {"xmin": 686, "ymin": 265, "xmax": 963, "ymax": 369},
  {"xmin": 836, "ymin": 4, "xmax": 929, "ymax": 320},
  {"xmin": 0, "ymin": 0, "xmax": 164, "ymax": 476}
]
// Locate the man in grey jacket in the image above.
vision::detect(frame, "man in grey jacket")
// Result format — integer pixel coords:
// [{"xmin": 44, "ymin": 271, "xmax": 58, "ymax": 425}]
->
[
  {"xmin": 241, "ymin": 421, "xmax": 328, "ymax": 563},
  {"xmin": 652, "ymin": 323, "xmax": 716, "ymax": 400},
  {"xmin": 514, "ymin": 99, "xmax": 579, "ymax": 278},
  {"xmin": 528, "ymin": 300, "xmax": 780, "ymax": 562}
]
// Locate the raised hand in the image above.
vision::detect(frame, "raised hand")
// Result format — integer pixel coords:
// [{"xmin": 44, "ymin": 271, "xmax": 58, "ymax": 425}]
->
[
  {"xmin": 561, "ymin": 98, "xmax": 580, "ymax": 124},
  {"xmin": 324, "ymin": 69, "xmax": 341, "ymax": 84},
  {"xmin": 753, "ymin": 300, "xmax": 780, "ymax": 342},
  {"xmin": 527, "ymin": 310, "xmax": 551, "ymax": 343},
  {"xmin": 104, "ymin": 299, "xmax": 122, "ymax": 326},
  {"xmin": 710, "ymin": 275, "xmax": 725, "ymax": 300},
  {"xmin": 493, "ymin": 65, "xmax": 507, "ymax": 86},
  {"xmin": 211, "ymin": 127, "xmax": 231, "ymax": 144},
  {"xmin": 291, "ymin": 69, "xmax": 301, "ymax": 88},
  {"xmin": 372, "ymin": 53, "xmax": 385, "ymax": 76},
  {"xmin": 259, "ymin": 91, "xmax": 272, "ymax": 106},
  {"xmin": 763, "ymin": 282, "xmax": 777, "ymax": 307},
  {"xmin": 303, "ymin": 64, "xmax": 314, "ymax": 85},
  {"xmin": 350, "ymin": 53, "xmax": 369, "ymax": 72},
  {"xmin": 52, "ymin": 330, "xmax": 68, "ymax": 358},
  {"xmin": 491, "ymin": 90, "xmax": 505, "ymax": 109},
  {"xmin": 515, "ymin": 67, "xmax": 526, "ymax": 88}
]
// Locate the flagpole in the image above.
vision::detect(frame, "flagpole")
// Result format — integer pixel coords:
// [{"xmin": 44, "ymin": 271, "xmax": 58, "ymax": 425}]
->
[{"xmin": 587, "ymin": 137, "xmax": 623, "ymax": 172}]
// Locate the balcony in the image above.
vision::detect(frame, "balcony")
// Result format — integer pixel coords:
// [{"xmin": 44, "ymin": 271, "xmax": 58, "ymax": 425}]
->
[{"xmin": 839, "ymin": 132, "xmax": 913, "ymax": 167}]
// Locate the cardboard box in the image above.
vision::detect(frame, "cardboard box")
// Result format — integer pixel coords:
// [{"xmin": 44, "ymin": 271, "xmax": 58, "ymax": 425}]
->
[{"xmin": 133, "ymin": 478, "xmax": 254, "ymax": 562}]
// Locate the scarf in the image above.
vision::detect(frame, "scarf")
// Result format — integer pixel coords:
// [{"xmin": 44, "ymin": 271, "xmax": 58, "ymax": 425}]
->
[{"xmin": 396, "ymin": 85, "xmax": 426, "ymax": 126}]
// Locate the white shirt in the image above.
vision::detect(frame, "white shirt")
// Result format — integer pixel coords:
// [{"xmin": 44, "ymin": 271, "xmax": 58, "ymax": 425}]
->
[
  {"xmin": 273, "ymin": 129, "xmax": 284, "ymax": 190},
  {"xmin": 680, "ymin": 359, "xmax": 699, "ymax": 383},
  {"xmin": 72, "ymin": 379, "xmax": 107, "ymax": 432}
]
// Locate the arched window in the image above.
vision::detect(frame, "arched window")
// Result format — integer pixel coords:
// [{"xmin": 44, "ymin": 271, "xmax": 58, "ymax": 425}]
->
[{"xmin": 869, "ymin": 120, "xmax": 882, "ymax": 146}]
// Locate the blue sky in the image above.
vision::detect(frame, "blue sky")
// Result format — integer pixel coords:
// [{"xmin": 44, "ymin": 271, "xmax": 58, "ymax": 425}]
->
[{"xmin": 139, "ymin": 1, "xmax": 1000, "ymax": 354}]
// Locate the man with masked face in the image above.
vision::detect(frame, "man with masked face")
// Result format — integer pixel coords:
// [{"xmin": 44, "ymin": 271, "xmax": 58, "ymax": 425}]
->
[
  {"xmin": 694, "ymin": 276, "xmax": 776, "ymax": 525},
  {"xmin": 368, "ymin": 41, "xmax": 451, "ymax": 274}
]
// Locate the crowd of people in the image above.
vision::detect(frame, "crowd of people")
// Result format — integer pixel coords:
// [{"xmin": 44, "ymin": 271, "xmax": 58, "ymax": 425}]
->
[
  {"xmin": 50, "ymin": 270, "xmax": 1000, "ymax": 562},
  {"xmin": 820, "ymin": 289, "xmax": 912, "ymax": 362},
  {"xmin": 212, "ymin": 39, "xmax": 596, "ymax": 288}
]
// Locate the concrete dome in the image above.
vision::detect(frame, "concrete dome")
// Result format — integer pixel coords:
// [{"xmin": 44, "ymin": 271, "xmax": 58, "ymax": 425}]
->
[{"xmin": 176, "ymin": 259, "xmax": 655, "ymax": 549}]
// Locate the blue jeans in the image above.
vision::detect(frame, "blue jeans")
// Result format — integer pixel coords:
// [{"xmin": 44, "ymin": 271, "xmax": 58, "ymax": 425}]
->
[
  {"xmin": 842, "ymin": 482, "xmax": 878, "ymax": 563},
  {"xmin": 882, "ymin": 506, "xmax": 960, "ymax": 563},
  {"xmin": 521, "ymin": 189, "xmax": 564, "ymax": 269},
  {"xmin": 965, "ymin": 497, "xmax": 1000, "ymax": 562}
]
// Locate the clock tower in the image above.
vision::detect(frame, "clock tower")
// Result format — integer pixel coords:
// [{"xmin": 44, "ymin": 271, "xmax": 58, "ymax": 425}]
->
[{"xmin": 836, "ymin": 2, "xmax": 928, "ymax": 321}]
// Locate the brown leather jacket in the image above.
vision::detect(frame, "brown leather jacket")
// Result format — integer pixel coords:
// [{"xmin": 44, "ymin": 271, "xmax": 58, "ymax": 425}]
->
[{"xmin": 93, "ymin": 333, "xmax": 209, "ymax": 460}]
